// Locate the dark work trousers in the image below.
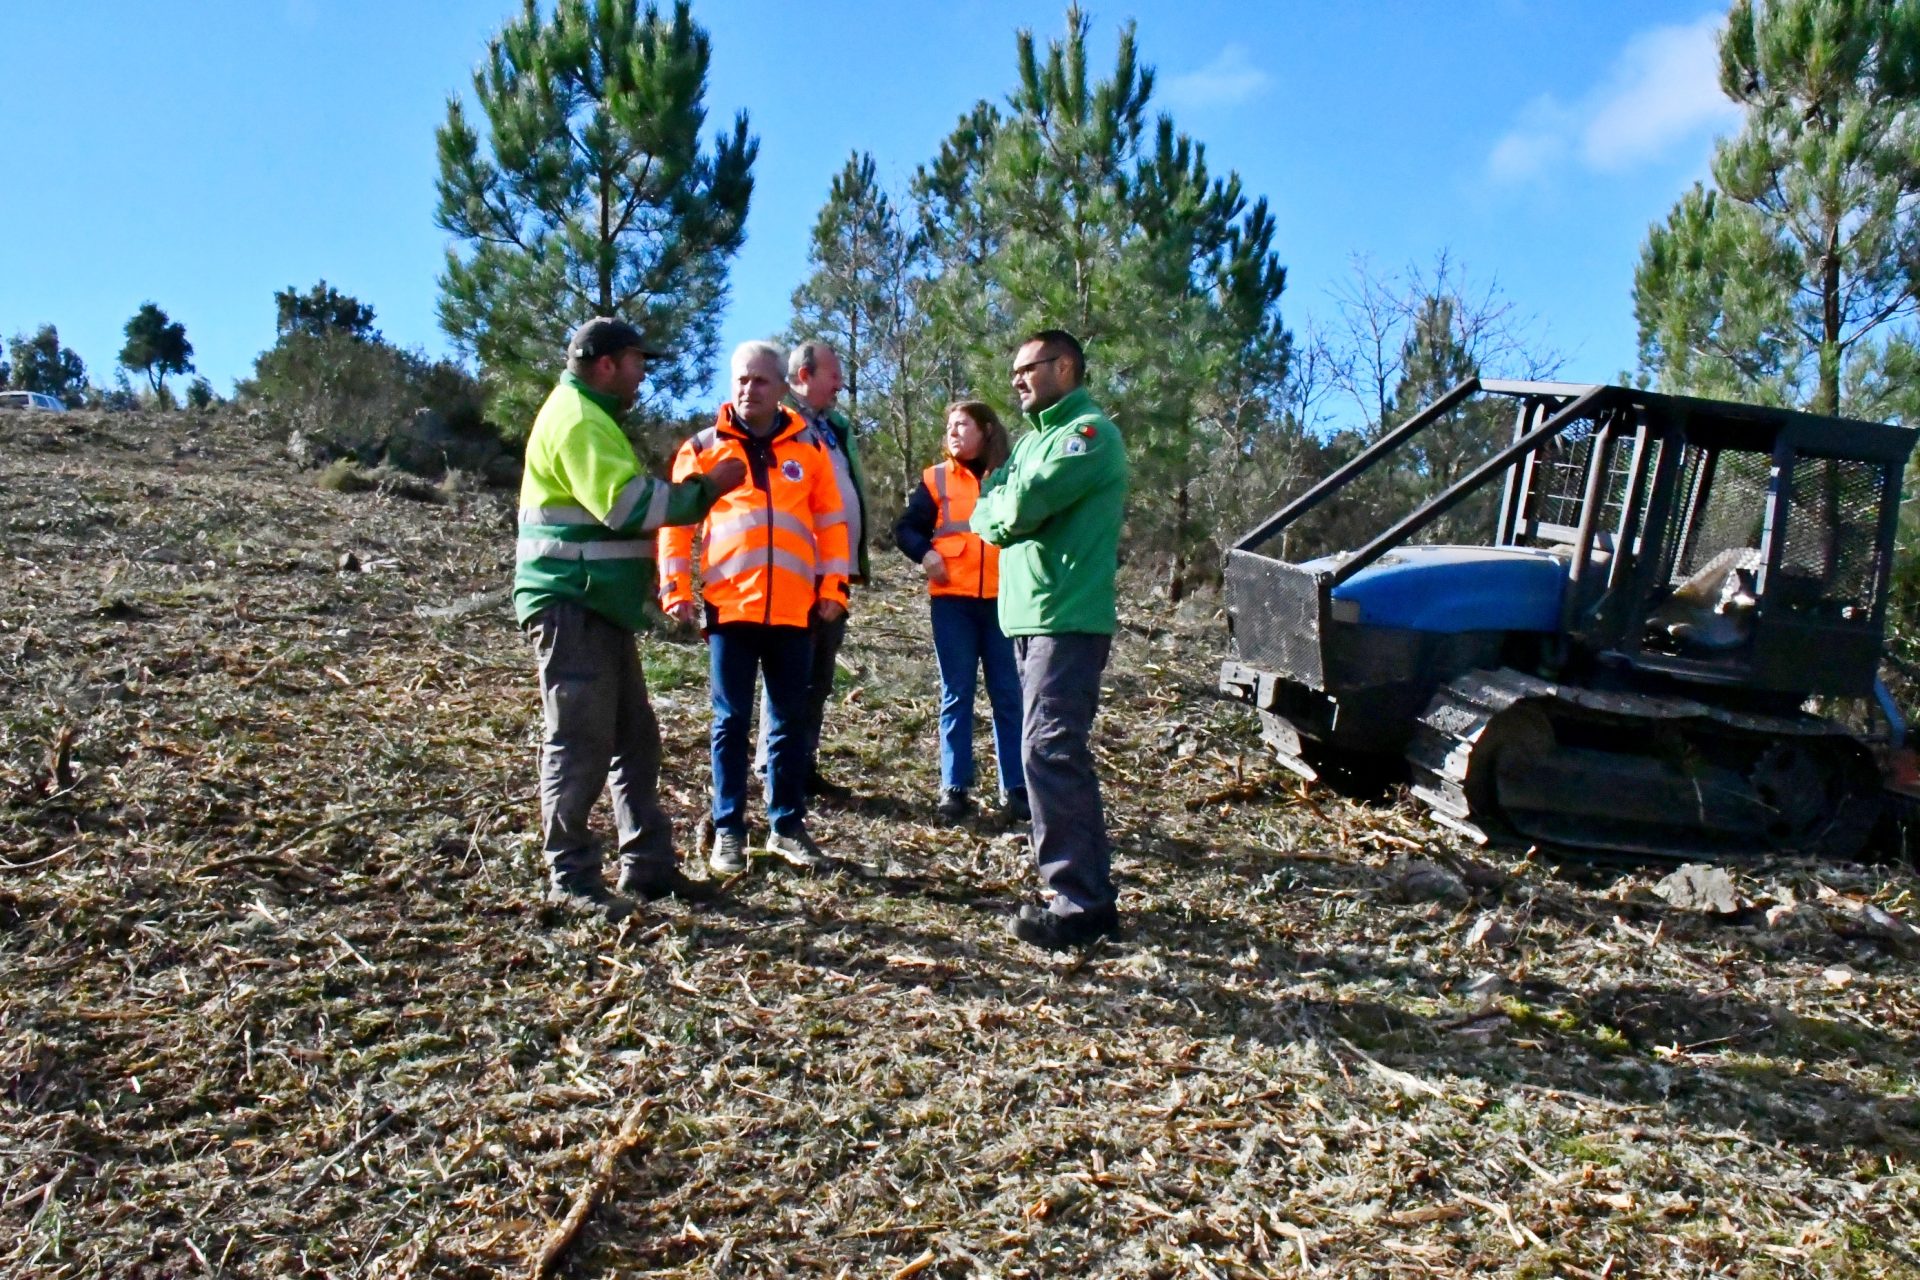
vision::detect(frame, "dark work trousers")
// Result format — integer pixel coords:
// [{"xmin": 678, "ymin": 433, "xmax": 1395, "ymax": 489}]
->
[
  {"xmin": 711, "ymin": 622, "xmax": 813, "ymax": 837},
  {"xmin": 528, "ymin": 603, "xmax": 672, "ymax": 888},
  {"xmin": 1016, "ymin": 632, "xmax": 1116, "ymax": 917},
  {"xmin": 930, "ymin": 595, "xmax": 1024, "ymax": 797},
  {"xmin": 756, "ymin": 610, "xmax": 847, "ymax": 785}
]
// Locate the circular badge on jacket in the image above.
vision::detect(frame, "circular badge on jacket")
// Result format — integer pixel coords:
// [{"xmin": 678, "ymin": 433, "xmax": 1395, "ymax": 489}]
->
[{"xmin": 780, "ymin": 459, "xmax": 805, "ymax": 482}]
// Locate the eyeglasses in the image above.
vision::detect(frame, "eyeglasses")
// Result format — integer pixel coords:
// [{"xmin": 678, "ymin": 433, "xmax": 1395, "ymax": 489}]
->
[{"xmin": 1011, "ymin": 353, "xmax": 1063, "ymax": 379}]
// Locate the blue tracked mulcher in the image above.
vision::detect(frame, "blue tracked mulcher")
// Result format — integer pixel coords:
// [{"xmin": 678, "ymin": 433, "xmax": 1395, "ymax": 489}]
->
[{"xmin": 1220, "ymin": 380, "xmax": 1917, "ymax": 861}]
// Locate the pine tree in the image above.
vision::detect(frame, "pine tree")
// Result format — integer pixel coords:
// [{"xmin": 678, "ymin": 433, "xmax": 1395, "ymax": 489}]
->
[
  {"xmin": 276, "ymin": 282, "xmax": 380, "ymax": 341},
  {"xmin": 435, "ymin": 0, "xmax": 755, "ymax": 430},
  {"xmin": 901, "ymin": 7, "xmax": 1291, "ymax": 592},
  {"xmin": 789, "ymin": 152, "xmax": 932, "ymax": 506},
  {"xmin": 119, "ymin": 303, "xmax": 195, "ymax": 396},
  {"xmin": 1635, "ymin": 0, "xmax": 1920, "ymax": 415},
  {"xmin": 793, "ymin": 153, "xmax": 893, "ymax": 420}
]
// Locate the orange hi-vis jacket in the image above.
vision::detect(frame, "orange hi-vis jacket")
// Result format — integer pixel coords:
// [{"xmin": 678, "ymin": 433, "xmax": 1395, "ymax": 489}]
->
[
  {"xmin": 926, "ymin": 460, "xmax": 1000, "ymax": 599},
  {"xmin": 659, "ymin": 405, "xmax": 850, "ymax": 628}
]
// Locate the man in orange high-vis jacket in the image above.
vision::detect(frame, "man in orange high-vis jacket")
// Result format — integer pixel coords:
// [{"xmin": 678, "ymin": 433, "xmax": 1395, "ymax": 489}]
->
[{"xmin": 660, "ymin": 340, "xmax": 850, "ymax": 875}]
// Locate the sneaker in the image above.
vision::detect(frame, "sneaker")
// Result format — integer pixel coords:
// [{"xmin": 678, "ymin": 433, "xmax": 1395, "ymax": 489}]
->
[
  {"xmin": 807, "ymin": 771, "xmax": 854, "ymax": 803},
  {"xmin": 766, "ymin": 826, "xmax": 830, "ymax": 870},
  {"xmin": 708, "ymin": 828, "xmax": 749, "ymax": 876},
  {"xmin": 936, "ymin": 787, "xmax": 970, "ymax": 820},
  {"xmin": 1003, "ymin": 788, "xmax": 1031, "ymax": 823},
  {"xmin": 1009, "ymin": 901, "xmax": 1119, "ymax": 950},
  {"xmin": 616, "ymin": 862, "xmax": 721, "ymax": 904},
  {"xmin": 546, "ymin": 878, "xmax": 637, "ymax": 923}
]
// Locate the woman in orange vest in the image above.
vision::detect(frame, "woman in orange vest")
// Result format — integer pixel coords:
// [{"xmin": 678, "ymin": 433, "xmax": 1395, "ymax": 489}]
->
[{"xmin": 894, "ymin": 400, "xmax": 1027, "ymax": 822}]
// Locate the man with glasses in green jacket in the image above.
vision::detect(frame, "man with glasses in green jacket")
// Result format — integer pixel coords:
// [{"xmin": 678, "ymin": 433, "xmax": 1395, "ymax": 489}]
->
[{"xmin": 974, "ymin": 328, "xmax": 1129, "ymax": 950}]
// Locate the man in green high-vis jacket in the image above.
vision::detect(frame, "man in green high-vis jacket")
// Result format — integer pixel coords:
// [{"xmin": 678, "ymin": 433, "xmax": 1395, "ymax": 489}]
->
[
  {"xmin": 516, "ymin": 317, "xmax": 747, "ymax": 921},
  {"xmin": 973, "ymin": 328, "xmax": 1129, "ymax": 951}
]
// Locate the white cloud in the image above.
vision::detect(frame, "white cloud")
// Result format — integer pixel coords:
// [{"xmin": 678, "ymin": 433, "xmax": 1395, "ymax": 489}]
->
[
  {"xmin": 1488, "ymin": 14, "xmax": 1740, "ymax": 182},
  {"xmin": 1162, "ymin": 44, "xmax": 1272, "ymax": 112}
]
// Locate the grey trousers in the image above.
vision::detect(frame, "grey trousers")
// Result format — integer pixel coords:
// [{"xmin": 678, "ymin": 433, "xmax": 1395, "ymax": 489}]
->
[
  {"xmin": 756, "ymin": 610, "xmax": 847, "ymax": 781},
  {"xmin": 1016, "ymin": 633, "xmax": 1116, "ymax": 916},
  {"xmin": 528, "ymin": 603, "xmax": 673, "ymax": 887}
]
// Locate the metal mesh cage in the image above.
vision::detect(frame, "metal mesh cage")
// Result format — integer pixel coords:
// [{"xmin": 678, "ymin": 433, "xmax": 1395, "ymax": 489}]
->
[
  {"xmin": 1225, "ymin": 550, "xmax": 1325, "ymax": 687},
  {"xmin": 1776, "ymin": 455, "xmax": 1887, "ymax": 622},
  {"xmin": 1515, "ymin": 413, "xmax": 1639, "ymax": 545},
  {"xmin": 1666, "ymin": 447, "xmax": 1773, "ymax": 581}
]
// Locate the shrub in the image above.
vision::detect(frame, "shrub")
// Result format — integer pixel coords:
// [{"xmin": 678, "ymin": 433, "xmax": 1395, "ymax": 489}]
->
[{"xmin": 239, "ymin": 332, "xmax": 506, "ymax": 479}]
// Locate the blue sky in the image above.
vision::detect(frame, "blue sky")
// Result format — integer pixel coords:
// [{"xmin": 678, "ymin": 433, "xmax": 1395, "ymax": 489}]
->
[{"xmin": 2, "ymin": 1, "xmax": 1737, "ymax": 421}]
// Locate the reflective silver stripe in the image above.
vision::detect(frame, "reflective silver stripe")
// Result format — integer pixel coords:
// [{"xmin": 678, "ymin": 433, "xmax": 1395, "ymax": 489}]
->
[
  {"xmin": 520, "ymin": 505, "xmax": 598, "ymax": 526},
  {"xmin": 708, "ymin": 509, "xmax": 818, "ymax": 550},
  {"xmin": 693, "ymin": 427, "xmax": 719, "ymax": 452},
  {"xmin": 706, "ymin": 547, "xmax": 815, "ymax": 584},
  {"xmin": 517, "ymin": 537, "xmax": 656, "ymax": 561},
  {"xmin": 660, "ymin": 556, "xmax": 693, "ymax": 576},
  {"xmin": 708, "ymin": 510, "xmax": 766, "ymax": 544},
  {"xmin": 819, "ymin": 557, "xmax": 851, "ymax": 576},
  {"xmin": 605, "ymin": 476, "xmax": 651, "ymax": 529},
  {"xmin": 814, "ymin": 510, "xmax": 848, "ymax": 529},
  {"xmin": 639, "ymin": 482, "xmax": 672, "ymax": 532},
  {"xmin": 931, "ymin": 465, "xmax": 969, "ymax": 536}
]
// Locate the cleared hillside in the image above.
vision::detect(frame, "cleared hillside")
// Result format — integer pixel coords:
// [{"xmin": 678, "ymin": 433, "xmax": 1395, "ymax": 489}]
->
[{"xmin": 2, "ymin": 407, "xmax": 1917, "ymax": 1279}]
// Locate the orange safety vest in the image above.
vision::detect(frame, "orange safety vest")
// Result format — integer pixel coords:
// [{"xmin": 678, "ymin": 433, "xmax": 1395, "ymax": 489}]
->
[
  {"xmin": 659, "ymin": 406, "xmax": 850, "ymax": 627},
  {"xmin": 925, "ymin": 460, "xmax": 999, "ymax": 599}
]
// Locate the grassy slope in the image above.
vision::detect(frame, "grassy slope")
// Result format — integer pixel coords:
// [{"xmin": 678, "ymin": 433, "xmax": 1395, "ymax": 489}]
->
[{"xmin": 1, "ymin": 407, "xmax": 1917, "ymax": 1279}]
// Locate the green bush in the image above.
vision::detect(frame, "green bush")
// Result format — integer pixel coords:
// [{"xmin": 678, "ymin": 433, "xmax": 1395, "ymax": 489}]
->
[{"xmin": 239, "ymin": 332, "xmax": 506, "ymax": 479}]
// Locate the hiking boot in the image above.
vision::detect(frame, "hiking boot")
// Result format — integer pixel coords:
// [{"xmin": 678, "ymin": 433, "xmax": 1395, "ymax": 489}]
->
[
  {"xmin": 936, "ymin": 787, "xmax": 970, "ymax": 820},
  {"xmin": 1009, "ymin": 901, "xmax": 1120, "ymax": 951},
  {"xmin": 546, "ymin": 877, "xmax": 637, "ymax": 924},
  {"xmin": 708, "ymin": 828, "xmax": 749, "ymax": 876},
  {"xmin": 616, "ymin": 862, "xmax": 721, "ymax": 904},
  {"xmin": 807, "ymin": 770, "xmax": 854, "ymax": 803},
  {"xmin": 766, "ymin": 826, "xmax": 830, "ymax": 871},
  {"xmin": 1003, "ymin": 788, "xmax": 1031, "ymax": 823}
]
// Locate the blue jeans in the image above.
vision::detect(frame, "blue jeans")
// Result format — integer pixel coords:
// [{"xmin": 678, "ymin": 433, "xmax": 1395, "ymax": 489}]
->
[
  {"xmin": 709, "ymin": 623, "xmax": 812, "ymax": 836},
  {"xmin": 930, "ymin": 595, "xmax": 1025, "ymax": 796}
]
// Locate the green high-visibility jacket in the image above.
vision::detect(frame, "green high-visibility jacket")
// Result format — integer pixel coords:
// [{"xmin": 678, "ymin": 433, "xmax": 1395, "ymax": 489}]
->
[
  {"xmin": 973, "ymin": 386, "xmax": 1129, "ymax": 636},
  {"xmin": 513, "ymin": 374, "xmax": 720, "ymax": 632},
  {"xmin": 784, "ymin": 394, "xmax": 872, "ymax": 584}
]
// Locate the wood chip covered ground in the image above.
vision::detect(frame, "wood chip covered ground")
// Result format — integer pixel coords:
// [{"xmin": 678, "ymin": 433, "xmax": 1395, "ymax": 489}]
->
[{"xmin": 3, "ymin": 407, "xmax": 1919, "ymax": 1278}]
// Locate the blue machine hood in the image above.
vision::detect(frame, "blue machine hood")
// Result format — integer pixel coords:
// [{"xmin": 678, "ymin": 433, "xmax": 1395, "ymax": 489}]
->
[{"xmin": 1301, "ymin": 545, "xmax": 1569, "ymax": 634}]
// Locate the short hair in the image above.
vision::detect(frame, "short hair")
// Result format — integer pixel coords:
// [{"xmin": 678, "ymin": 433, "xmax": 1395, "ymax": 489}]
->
[
  {"xmin": 731, "ymin": 340, "xmax": 787, "ymax": 377},
  {"xmin": 945, "ymin": 400, "xmax": 1012, "ymax": 472},
  {"xmin": 1022, "ymin": 328, "xmax": 1085, "ymax": 383},
  {"xmin": 1021, "ymin": 328, "xmax": 1082, "ymax": 383},
  {"xmin": 788, "ymin": 341, "xmax": 837, "ymax": 382}
]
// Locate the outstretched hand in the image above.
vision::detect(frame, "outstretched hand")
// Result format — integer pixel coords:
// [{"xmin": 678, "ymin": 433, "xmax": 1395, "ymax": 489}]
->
[{"xmin": 706, "ymin": 457, "xmax": 748, "ymax": 493}]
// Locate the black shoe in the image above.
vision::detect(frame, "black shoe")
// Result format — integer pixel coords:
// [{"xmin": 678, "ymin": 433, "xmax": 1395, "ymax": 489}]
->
[
  {"xmin": 807, "ymin": 771, "xmax": 854, "ymax": 803},
  {"xmin": 546, "ymin": 878, "xmax": 637, "ymax": 923},
  {"xmin": 1009, "ymin": 902, "xmax": 1119, "ymax": 950},
  {"xmin": 616, "ymin": 863, "xmax": 721, "ymax": 904},
  {"xmin": 1004, "ymin": 788, "xmax": 1031, "ymax": 823},
  {"xmin": 767, "ymin": 826, "xmax": 831, "ymax": 871},
  {"xmin": 936, "ymin": 787, "xmax": 970, "ymax": 820}
]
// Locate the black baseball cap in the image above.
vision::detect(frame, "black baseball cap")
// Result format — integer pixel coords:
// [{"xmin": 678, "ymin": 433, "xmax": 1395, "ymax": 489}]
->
[{"xmin": 568, "ymin": 316, "xmax": 672, "ymax": 361}]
